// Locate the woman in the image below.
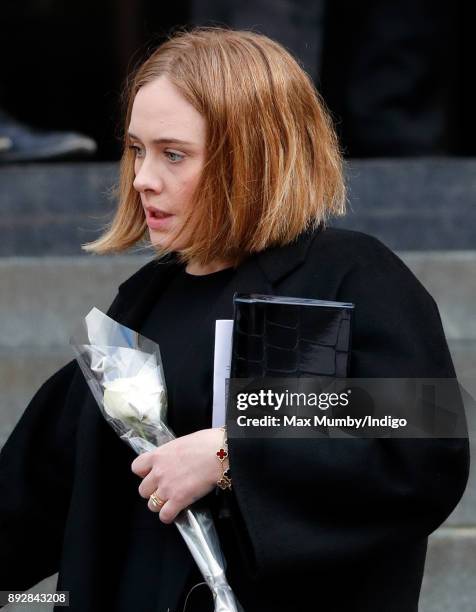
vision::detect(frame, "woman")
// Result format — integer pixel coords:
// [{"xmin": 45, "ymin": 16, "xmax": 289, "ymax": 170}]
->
[{"xmin": 0, "ymin": 28, "xmax": 469, "ymax": 612}]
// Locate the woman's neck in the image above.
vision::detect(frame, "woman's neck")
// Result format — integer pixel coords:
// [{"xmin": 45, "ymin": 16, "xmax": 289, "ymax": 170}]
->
[{"xmin": 185, "ymin": 259, "xmax": 233, "ymax": 276}]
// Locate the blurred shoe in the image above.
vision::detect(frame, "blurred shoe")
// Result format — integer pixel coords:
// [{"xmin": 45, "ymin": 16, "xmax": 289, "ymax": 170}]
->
[
  {"xmin": 0, "ymin": 109, "xmax": 97, "ymax": 162},
  {"xmin": 0, "ymin": 136, "xmax": 12, "ymax": 152}
]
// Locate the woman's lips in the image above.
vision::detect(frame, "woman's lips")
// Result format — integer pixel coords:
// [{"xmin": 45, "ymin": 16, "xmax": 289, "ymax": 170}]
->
[{"xmin": 145, "ymin": 208, "xmax": 174, "ymax": 230}]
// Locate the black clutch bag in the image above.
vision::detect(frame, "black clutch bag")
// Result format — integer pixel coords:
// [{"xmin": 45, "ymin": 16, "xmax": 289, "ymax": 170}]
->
[{"xmin": 230, "ymin": 294, "xmax": 354, "ymax": 378}]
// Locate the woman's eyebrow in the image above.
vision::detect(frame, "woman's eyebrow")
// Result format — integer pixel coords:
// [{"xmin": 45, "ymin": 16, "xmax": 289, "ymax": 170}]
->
[{"xmin": 127, "ymin": 132, "xmax": 195, "ymax": 146}]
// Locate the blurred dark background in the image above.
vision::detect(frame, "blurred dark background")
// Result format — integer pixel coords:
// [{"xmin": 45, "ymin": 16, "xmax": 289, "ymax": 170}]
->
[{"xmin": 0, "ymin": 0, "xmax": 473, "ymax": 160}]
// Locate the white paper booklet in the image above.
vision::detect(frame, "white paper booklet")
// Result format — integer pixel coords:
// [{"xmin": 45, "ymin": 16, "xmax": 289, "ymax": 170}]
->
[{"xmin": 212, "ymin": 320, "xmax": 233, "ymax": 427}]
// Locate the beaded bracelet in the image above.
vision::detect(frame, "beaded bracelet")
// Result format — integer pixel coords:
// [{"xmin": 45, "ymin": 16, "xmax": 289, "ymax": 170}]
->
[{"xmin": 216, "ymin": 426, "xmax": 232, "ymax": 490}]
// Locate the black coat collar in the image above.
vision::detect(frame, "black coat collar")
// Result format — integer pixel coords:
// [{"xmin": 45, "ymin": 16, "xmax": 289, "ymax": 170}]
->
[
  {"xmin": 115, "ymin": 224, "xmax": 320, "ymax": 327},
  {"xmin": 255, "ymin": 225, "xmax": 319, "ymax": 284}
]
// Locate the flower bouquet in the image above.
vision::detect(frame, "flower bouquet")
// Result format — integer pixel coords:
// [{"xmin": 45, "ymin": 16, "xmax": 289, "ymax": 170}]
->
[{"xmin": 70, "ymin": 307, "xmax": 242, "ymax": 612}]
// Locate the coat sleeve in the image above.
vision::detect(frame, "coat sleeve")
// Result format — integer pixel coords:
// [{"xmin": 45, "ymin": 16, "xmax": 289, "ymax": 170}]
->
[
  {"xmin": 0, "ymin": 360, "xmax": 79, "ymax": 593},
  {"xmin": 226, "ymin": 236, "xmax": 470, "ymax": 578},
  {"xmin": 0, "ymin": 292, "xmax": 126, "ymax": 596}
]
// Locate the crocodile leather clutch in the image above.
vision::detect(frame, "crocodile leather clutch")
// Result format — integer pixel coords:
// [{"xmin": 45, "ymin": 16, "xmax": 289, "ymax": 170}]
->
[{"xmin": 230, "ymin": 294, "xmax": 354, "ymax": 378}]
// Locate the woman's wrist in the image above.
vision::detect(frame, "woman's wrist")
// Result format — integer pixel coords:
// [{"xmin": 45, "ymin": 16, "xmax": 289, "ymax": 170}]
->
[{"xmin": 216, "ymin": 426, "xmax": 232, "ymax": 490}]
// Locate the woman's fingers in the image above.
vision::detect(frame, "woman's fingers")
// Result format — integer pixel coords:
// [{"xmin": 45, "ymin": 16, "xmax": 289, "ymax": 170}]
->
[
  {"xmin": 131, "ymin": 429, "xmax": 223, "ymax": 523},
  {"xmin": 147, "ymin": 490, "xmax": 184, "ymax": 523},
  {"xmin": 147, "ymin": 490, "xmax": 167, "ymax": 513},
  {"xmin": 131, "ymin": 451, "xmax": 154, "ymax": 477},
  {"xmin": 138, "ymin": 469, "xmax": 159, "ymax": 499},
  {"xmin": 159, "ymin": 499, "xmax": 182, "ymax": 524},
  {"xmin": 140, "ymin": 466, "xmax": 188, "ymax": 521}
]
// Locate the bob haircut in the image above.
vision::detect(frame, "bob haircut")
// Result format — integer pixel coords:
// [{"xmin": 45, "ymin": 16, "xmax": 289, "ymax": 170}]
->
[{"xmin": 83, "ymin": 27, "xmax": 346, "ymax": 266}]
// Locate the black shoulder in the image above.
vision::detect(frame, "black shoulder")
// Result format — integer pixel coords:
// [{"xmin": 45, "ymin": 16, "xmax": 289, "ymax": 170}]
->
[
  {"xmin": 117, "ymin": 259, "xmax": 158, "ymax": 294},
  {"xmin": 314, "ymin": 226, "xmax": 436, "ymax": 305},
  {"xmin": 314, "ymin": 226, "xmax": 403, "ymax": 263}
]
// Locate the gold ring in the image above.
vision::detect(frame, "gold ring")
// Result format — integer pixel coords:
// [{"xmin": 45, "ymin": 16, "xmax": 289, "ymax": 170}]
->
[{"xmin": 149, "ymin": 492, "xmax": 166, "ymax": 509}]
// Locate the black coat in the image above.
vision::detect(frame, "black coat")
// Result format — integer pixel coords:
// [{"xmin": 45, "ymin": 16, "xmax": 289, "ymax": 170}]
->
[{"xmin": 0, "ymin": 227, "xmax": 469, "ymax": 612}]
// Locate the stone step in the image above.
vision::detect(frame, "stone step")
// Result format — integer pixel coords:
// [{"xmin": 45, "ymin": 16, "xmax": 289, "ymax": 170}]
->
[
  {"xmin": 420, "ymin": 528, "xmax": 476, "ymax": 612},
  {"xmin": 334, "ymin": 158, "xmax": 476, "ymax": 250},
  {"xmin": 0, "ymin": 255, "xmax": 145, "ymax": 348},
  {"xmin": 0, "ymin": 163, "xmax": 117, "ymax": 256},
  {"xmin": 0, "ymin": 159, "xmax": 475, "ymax": 254},
  {"xmin": 402, "ymin": 251, "xmax": 476, "ymax": 342}
]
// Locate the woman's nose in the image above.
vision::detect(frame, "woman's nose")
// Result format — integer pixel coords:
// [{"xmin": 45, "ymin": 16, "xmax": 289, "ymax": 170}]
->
[{"xmin": 133, "ymin": 158, "xmax": 164, "ymax": 194}]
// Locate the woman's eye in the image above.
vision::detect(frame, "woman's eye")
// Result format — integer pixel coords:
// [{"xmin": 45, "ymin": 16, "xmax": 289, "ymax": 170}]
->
[
  {"xmin": 128, "ymin": 145, "xmax": 144, "ymax": 158},
  {"xmin": 165, "ymin": 151, "xmax": 184, "ymax": 163}
]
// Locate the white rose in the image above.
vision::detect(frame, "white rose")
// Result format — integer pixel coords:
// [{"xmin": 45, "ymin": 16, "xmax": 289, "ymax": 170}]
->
[{"xmin": 103, "ymin": 370, "xmax": 166, "ymax": 425}]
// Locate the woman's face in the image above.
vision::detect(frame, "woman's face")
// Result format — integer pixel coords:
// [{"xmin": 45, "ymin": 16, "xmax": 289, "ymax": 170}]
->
[{"xmin": 128, "ymin": 75, "xmax": 207, "ymax": 251}]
